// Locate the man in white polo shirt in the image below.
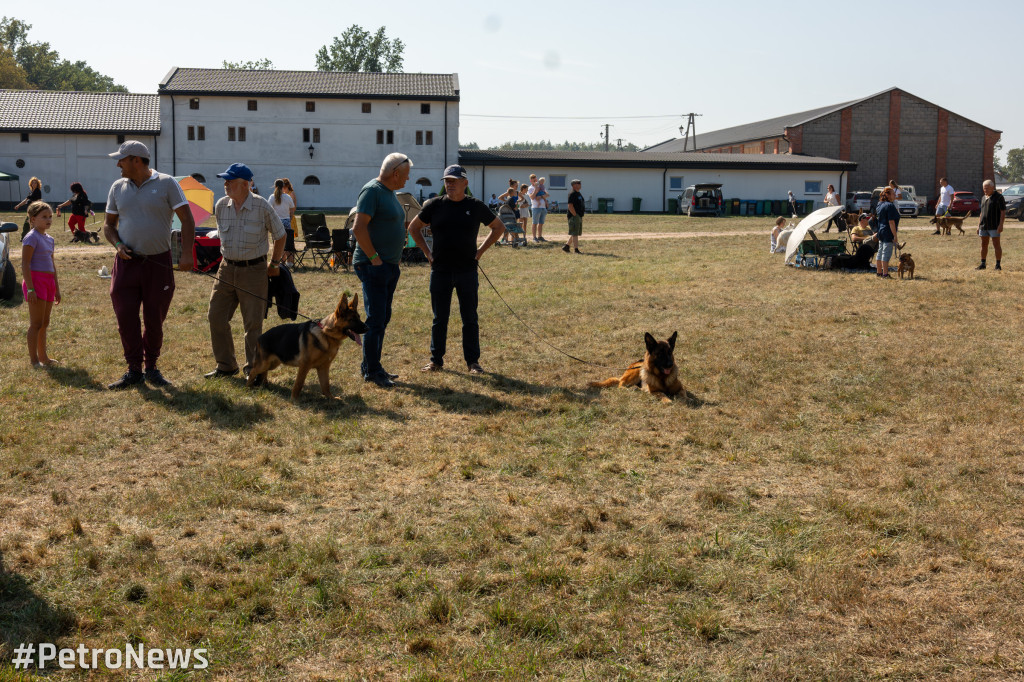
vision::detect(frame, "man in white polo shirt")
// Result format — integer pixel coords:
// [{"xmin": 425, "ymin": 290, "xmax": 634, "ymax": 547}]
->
[{"xmin": 103, "ymin": 140, "xmax": 196, "ymax": 390}]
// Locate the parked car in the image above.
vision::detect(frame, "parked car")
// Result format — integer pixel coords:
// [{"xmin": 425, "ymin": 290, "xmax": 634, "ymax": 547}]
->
[
  {"xmin": 949, "ymin": 191, "xmax": 981, "ymax": 217},
  {"xmin": 845, "ymin": 191, "xmax": 872, "ymax": 212},
  {"xmin": 899, "ymin": 185, "xmax": 928, "ymax": 214},
  {"xmin": 1001, "ymin": 184, "xmax": 1024, "ymax": 221},
  {"xmin": 680, "ymin": 183, "xmax": 723, "ymax": 217},
  {"xmin": 872, "ymin": 187, "xmax": 919, "ymax": 217},
  {"xmin": 0, "ymin": 221, "xmax": 19, "ymax": 300}
]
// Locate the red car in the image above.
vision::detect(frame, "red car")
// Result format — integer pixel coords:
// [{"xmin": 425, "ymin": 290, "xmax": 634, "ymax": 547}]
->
[{"xmin": 949, "ymin": 191, "xmax": 981, "ymax": 217}]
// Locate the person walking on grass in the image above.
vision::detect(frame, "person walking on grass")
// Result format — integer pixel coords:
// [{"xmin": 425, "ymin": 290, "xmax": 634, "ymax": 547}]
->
[
  {"xmin": 562, "ymin": 179, "xmax": 585, "ymax": 254},
  {"xmin": 351, "ymin": 152, "xmax": 412, "ymax": 388},
  {"xmin": 21, "ymin": 201, "xmax": 61, "ymax": 368},
  {"xmin": 874, "ymin": 187, "xmax": 900, "ymax": 278},
  {"xmin": 14, "ymin": 176, "xmax": 43, "ymax": 240},
  {"xmin": 55, "ymin": 182, "xmax": 94, "ymax": 242},
  {"xmin": 933, "ymin": 177, "xmax": 954, "ymax": 233},
  {"xmin": 103, "ymin": 140, "xmax": 195, "ymax": 390},
  {"xmin": 408, "ymin": 165, "xmax": 505, "ymax": 375},
  {"xmin": 976, "ymin": 179, "xmax": 1005, "ymax": 270}
]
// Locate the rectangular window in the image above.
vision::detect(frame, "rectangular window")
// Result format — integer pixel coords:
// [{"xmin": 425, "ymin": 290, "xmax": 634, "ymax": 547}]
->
[
  {"xmin": 426, "ymin": 131, "xmax": 433, "ymax": 145},
  {"xmin": 197, "ymin": 126, "xmax": 205, "ymax": 141},
  {"xmin": 669, "ymin": 176, "xmax": 684, "ymax": 191},
  {"xmin": 362, "ymin": 102, "xmax": 372, "ymax": 113},
  {"xmin": 386, "ymin": 130, "xmax": 394, "ymax": 145},
  {"xmin": 228, "ymin": 126, "xmax": 236, "ymax": 142},
  {"xmin": 189, "ymin": 98, "xmax": 199, "ymax": 110},
  {"xmin": 376, "ymin": 129, "xmax": 384, "ymax": 144},
  {"xmin": 804, "ymin": 181, "xmax": 822, "ymax": 195},
  {"xmin": 312, "ymin": 128, "xmax": 320, "ymax": 143},
  {"xmin": 187, "ymin": 126, "xmax": 195, "ymax": 141},
  {"xmin": 549, "ymin": 175, "xmax": 567, "ymax": 190},
  {"xmin": 306, "ymin": 101, "xmax": 315, "ymax": 112},
  {"xmin": 421, "ymin": 103, "xmax": 430, "ymax": 114},
  {"xmin": 303, "ymin": 128, "xmax": 310, "ymax": 143},
  {"xmin": 247, "ymin": 100, "xmax": 257, "ymax": 111},
  {"xmin": 415, "ymin": 131, "xmax": 423, "ymax": 145},
  {"xmin": 238, "ymin": 127, "xmax": 246, "ymax": 142},
  {"xmin": 117, "ymin": 134, "xmax": 126, "ymax": 144},
  {"xmin": 20, "ymin": 133, "xmax": 29, "ymax": 143}
]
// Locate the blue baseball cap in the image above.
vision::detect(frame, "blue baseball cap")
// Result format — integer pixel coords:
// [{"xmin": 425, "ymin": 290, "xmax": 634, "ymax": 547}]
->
[
  {"xmin": 442, "ymin": 164, "xmax": 467, "ymax": 179},
  {"xmin": 217, "ymin": 163, "xmax": 254, "ymax": 181}
]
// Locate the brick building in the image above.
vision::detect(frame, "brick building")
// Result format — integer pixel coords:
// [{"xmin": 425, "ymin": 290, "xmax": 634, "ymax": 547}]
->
[{"xmin": 645, "ymin": 88, "xmax": 1001, "ymax": 202}]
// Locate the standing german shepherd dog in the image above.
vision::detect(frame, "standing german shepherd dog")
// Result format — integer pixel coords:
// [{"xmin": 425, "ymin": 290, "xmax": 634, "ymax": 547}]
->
[
  {"xmin": 589, "ymin": 332, "xmax": 683, "ymax": 403},
  {"xmin": 247, "ymin": 292, "xmax": 367, "ymax": 400}
]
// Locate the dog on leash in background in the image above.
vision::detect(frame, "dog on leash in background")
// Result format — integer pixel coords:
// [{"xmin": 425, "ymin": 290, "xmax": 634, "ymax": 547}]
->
[
  {"xmin": 929, "ymin": 215, "xmax": 966, "ymax": 235},
  {"xmin": 247, "ymin": 292, "xmax": 367, "ymax": 400},
  {"xmin": 590, "ymin": 332, "xmax": 683, "ymax": 403}
]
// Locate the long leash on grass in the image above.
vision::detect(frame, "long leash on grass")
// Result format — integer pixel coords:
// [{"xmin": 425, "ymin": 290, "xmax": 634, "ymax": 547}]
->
[{"xmin": 476, "ymin": 262, "xmax": 627, "ymax": 371}]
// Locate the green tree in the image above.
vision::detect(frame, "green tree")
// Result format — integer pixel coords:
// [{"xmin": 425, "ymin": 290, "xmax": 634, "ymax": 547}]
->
[
  {"xmin": 0, "ymin": 46, "xmax": 28, "ymax": 88},
  {"xmin": 315, "ymin": 25, "xmax": 404, "ymax": 72},
  {"xmin": 0, "ymin": 16, "xmax": 126, "ymax": 91},
  {"xmin": 222, "ymin": 58, "xmax": 274, "ymax": 70},
  {"xmin": 1001, "ymin": 147, "xmax": 1024, "ymax": 183},
  {"xmin": 486, "ymin": 140, "xmax": 640, "ymax": 152}
]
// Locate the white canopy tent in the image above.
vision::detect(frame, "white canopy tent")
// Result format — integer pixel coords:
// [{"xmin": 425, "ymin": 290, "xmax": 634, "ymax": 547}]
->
[{"xmin": 784, "ymin": 206, "xmax": 845, "ymax": 264}]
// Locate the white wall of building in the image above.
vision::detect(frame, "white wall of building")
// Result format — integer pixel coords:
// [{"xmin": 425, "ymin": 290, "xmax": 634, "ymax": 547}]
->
[
  {"xmin": 462, "ymin": 164, "xmax": 847, "ymax": 213},
  {"xmin": 0, "ymin": 132, "xmax": 159, "ymax": 208},
  {"xmin": 160, "ymin": 95, "xmax": 459, "ymax": 210}
]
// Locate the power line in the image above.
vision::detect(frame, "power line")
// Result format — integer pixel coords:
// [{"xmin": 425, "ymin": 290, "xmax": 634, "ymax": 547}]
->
[{"xmin": 461, "ymin": 113, "xmax": 683, "ymax": 120}]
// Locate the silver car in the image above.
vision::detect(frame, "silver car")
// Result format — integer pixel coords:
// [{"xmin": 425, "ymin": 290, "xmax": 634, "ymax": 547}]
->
[
  {"xmin": 1, "ymin": 222, "xmax": 19, "ymax": 300},
  {"xmin": 1001, "ymin": 184, "xmax": 1024, "ymax": 221}
]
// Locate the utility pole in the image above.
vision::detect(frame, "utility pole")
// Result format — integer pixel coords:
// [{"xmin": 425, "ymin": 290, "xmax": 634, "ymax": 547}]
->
[
  {"xmin": 615, "ymin": 138, "xmax": 624, "ymax": 150},
  {"xmin": 678, "ymin": 113, "xmax": 702, "ymax": 151},
  {"xmin": 600, "ymin": 124, "xmax": 612, "ymax": 152}
]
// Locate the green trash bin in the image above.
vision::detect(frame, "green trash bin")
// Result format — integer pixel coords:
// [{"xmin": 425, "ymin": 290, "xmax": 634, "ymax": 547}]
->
[
  {"xmin": 667, "ymin": 198, "xmax": 679, "ymax": 214},
  {"xmin": 607, "ymin": 199, "xmax": 615, "ymax": 213},
  {"xmin": 755, "ymin": 200, "xmax": 765, "ymax": 215},
  {"xmin": 597, "ymin": 198, "xmax": 608, "ymax": 214},
  {"xmin": 722, "ymin": 198, "xmax": 730, "ymax": 216},
  {"xmin": 631, "ymin": 197, "xmax": 642, "ymax": 213}
]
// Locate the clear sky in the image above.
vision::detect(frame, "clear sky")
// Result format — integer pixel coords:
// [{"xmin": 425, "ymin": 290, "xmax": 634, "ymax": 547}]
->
[{"xmin": 10, "ymin": 0, "xmax": 1019, "ymax": 155}]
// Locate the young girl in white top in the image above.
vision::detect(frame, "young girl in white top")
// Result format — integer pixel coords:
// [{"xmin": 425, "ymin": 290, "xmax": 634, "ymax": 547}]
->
[{"xmin": 21, "ymin": 201, "xmax": 61, "ymax": 367}]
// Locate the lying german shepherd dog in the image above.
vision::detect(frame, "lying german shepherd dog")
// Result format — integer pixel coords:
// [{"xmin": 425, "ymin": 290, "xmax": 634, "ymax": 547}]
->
[
  {"xmin": 589, "ymin": 331, "xmax": 683, "ymax": 403},
  {"xmin": 247, "ymin": 292, "xmax": 367, "ymax": 400}
]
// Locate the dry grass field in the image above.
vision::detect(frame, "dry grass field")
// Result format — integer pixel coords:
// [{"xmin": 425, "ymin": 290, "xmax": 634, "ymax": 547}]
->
[{"xmin": 2, "ymin": 212, "xmax": 1024, "ymax": 680}]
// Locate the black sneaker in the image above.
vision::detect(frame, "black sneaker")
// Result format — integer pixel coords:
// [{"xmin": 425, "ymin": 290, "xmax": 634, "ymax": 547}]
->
[
  {"xmin": 995, "ymin": 263, "xmax": 1002, "ymax": 270},
  {"xmin": 108, "ymin": 370, "xmax": 144, "ymax": 390},
  {"xmin": 932, "ymin": 230, "xmax": 941, "ymax": 235},
  {"xmin": 365, "ymin": 371, "xmax": 394, "ymax": 388},
  {"xmin": 562, "ymin": 244, "xmax": 570, "ymax": 253},
  {"xmin": 574, "ymin": 248, "xmax": 582, "ymax": 254},
  {"xmin": 976, "ymin": 263, "xmax": 986, "ymax": 270},
  {"xmin": 145, "ymin": 368, "xmax": 173, "ymax": 387}
]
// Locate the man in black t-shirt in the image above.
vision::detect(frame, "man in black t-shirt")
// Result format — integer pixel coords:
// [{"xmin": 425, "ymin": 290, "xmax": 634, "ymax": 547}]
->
[
  {"xmin": 562, "ymin": 179, "xmax": 586, "ymax": 254},
  {"xmin": 976, "ymin": 179, "xmax": 1006, "ymax": 270},
  {"xmin": 409, "ymin": 165, "xmax": 506, "ymax": 374}
]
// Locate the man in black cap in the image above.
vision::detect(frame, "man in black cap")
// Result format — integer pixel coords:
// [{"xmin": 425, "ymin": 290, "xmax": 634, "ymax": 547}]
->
[{"xmin": 408, "ymin": 165, "xmax": 506, "ymax": 374}]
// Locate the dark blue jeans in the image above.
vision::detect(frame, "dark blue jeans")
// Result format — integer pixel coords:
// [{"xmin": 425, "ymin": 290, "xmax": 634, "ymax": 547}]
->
[
  {"xmin": 354, "ymin": 261, "xmax": 401, "ymax": 378},
  {"xmin": 429, "ymin": 269, "xmax": 479, "ymax": 367}
]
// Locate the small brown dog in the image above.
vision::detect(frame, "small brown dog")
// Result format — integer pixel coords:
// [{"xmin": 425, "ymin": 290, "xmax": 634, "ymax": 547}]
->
[
  {"xmin": 590, "ymin": 332, "xmax": 683, "ymax": 403},
  {"xmin": 929, "ymin": 215, "xmax": 965, "ymax": 235},
  {"xmin": 247, "ymin": 292, "xmax": 367, "ymax": 400},
  {"xmin": 897, "ymin": 253, "xmax": 915, "ymax": 279}
]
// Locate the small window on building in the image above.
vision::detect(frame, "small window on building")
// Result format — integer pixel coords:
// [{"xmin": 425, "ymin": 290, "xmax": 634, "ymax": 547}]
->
[
  {"xmin": 804, "ymin": 181, "xmax": 822, "ymax": 195},
  {"xmin": 189, "ymin": 98, "xmax": 200, "ymax": 110},
  {"xmin": 549, "ymin": 175, "xmax": 567, "ymax": 190},
  {"xmin": 362, "ymin": 102, "xmax": 371, "ymax": 113},
  {"xmin": 238, "ymin": 127, "xmax": 246, "ymax": 142},
  {"xmin": 415, "ymin": 131, "xmax": 423, "ymax": 145},
  {"xmin": 187, "ymin": 126, "xmax": 195, "ymax": 141},
  {"xmin": 198, "ymin": 126, "xmax": 205, "ymax": 141},
  {"xmin": 415, "ymin": 177, "xmax": 432, "ymax": 187},
  {"xmin": 376, "ymin": 129, "xmax": 384, "ymax": 144},
  {"xmin": 20, "ymin": 133, "xmax": 29, "ymax": 143},
  {"xmin": 669, "ymin": 176, "xmax": 684, "ymax": 191},
  {"xmin": 426, "ymin": 131, "xmax": 433, "ymax": 145},
  {"xmin": 247, "ymin": 100, "xmax": 257, "ymax": 111},
  {"xmin": 386, "ymin": 130, "xmax": 394, "ymax": 145},
  {"xmin": 421, "ymin": 103, "xmax": 430, "ymax": 114},
  {"xmin": 191, "ymin": 173, "xmax": 206, "ymax": 183},
  {"xmin": 303, "ymin": 128, "xmax": 310, "ymax": 143},
  {"xmin": 228, "ymin": 127, "xmax": 236, "ymax": 142},
  {"xmin": 306, "ymin": 101, "xmax": 315, "ymax": 112},
  {"xmin": 303, "ymin": 175, "xmax": 320, "ymax": 186},
  {"xmin": 312, "ymin": 128, "xmax": 320, "ymax": 143},
  {"xmin": 117, "ymin": 134, "xmax": 126, "ymax": 144}
]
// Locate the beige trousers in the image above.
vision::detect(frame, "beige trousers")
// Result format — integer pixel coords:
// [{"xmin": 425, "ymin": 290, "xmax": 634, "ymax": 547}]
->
[{"xmin": 208, "ymin": 261, "xmax": 268, "ymax": 376}]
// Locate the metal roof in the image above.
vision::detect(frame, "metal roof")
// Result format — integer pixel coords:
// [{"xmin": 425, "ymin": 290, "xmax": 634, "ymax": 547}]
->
[
  {"xmin": 159, "ymin": 68, "xmax": 460, "ymax": 101},
  {"xmin": 459, "ymin": 149, "xmax": 856, "ymax": 171},
  {"xmin": 0, "ymin": 90, "xmax": 160, "ymax": 135}
]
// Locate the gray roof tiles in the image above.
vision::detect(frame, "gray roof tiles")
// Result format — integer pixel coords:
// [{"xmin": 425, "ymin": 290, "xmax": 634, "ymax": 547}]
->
[
  {"xmin": 159, "ymin": 68, "xmax": 460, "ymax": 100},
  {"xmin": 0, "ymin": 90, "xmax": 160, "ymax": 134}
]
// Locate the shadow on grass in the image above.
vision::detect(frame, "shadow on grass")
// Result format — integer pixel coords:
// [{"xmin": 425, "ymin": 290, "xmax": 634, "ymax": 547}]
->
[
  {"xmin": 136, "ymin": 383, "xmax": 275, "ymax": 429},
  {"xmin": 43, "ymin": 365, "xmax": 108, "ymax": 391},
  {"xmin": 0, "ymin": 289, "xmax": 24, "ymax": 308},
  {"xmin": 469, "ymin": 371, "xmax": 589, "ymax": 401},
  {"xmin": 396, "ymin": 370, "xmax": 589, "ymax": 415},
  {"xmin": 0, "ymin": 550, "xmax": 77, "ymax": 667},
  {"xmin": 250, "ymin": 377, "xmax": 406, "ymax": 421}
]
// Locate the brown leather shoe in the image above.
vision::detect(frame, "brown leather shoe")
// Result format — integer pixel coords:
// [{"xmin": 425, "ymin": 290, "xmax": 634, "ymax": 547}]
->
[{"xmin": 421, "ymin": 361, "xmax": 442, "ymax": 372}]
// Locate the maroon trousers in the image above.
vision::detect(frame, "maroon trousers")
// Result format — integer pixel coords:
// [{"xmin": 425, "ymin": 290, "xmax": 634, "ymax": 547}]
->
[{"xmin": 110, "ymin": 251, "xmax": 175, "ymax": 372}]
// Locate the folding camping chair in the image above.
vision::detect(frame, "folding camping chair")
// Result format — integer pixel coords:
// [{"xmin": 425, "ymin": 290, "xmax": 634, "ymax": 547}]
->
[
  {"xmin": 795, "ymin": 231, "xmax": 849, "ymax": 269},
  {"xmin": 295, "ymin": 213, "xmax": 331, "ymax": 270},
  {"xmin": 326, "ymin": 228, "xmax": 352, "ymax": 271},
  {"xmin": 193, "ymin": 227, "xmax": 222, "ymax": 273}
]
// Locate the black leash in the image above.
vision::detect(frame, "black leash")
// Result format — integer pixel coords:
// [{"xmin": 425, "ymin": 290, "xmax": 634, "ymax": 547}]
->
[{"xmin": 476, "ymin": 262, "xmax": 626, "ymax": 372}]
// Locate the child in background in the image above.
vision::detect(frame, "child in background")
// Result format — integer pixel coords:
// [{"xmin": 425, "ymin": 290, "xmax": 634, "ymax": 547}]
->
[
  {"xmin": 21, "ymin": 201, "xmax": 61, "ymax": 367},
  {"xmin": 535, "ymin": 177, "xmax": 549, "ymax": 207},
  {"xmin": 770, "ymin": 217, "xmax": 787, "ymax": 253}
]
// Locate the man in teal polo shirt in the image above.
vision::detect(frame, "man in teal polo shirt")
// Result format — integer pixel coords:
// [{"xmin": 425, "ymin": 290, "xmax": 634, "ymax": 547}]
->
[{"xmin": 351, "ymin": 153, "xmax": 411, "ymax": 388}]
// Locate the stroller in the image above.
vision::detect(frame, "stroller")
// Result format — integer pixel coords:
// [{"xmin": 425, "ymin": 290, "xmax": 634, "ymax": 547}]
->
[{"xmin": 497, "ymin": 204, "xmax": 527, "ymax": 247}]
